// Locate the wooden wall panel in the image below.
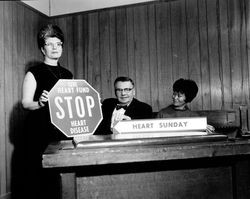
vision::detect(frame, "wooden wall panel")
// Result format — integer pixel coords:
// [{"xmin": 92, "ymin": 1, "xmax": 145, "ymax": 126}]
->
[
  {"xmin": 247, "ymin": 0, "xmax": 250, "ymax": 113},
  {"xmin": 229, "ymin": 0, "xmax": 245, "ymax": 106},
  {"xmin": 148, "ymin": 4, "xmax": 159, "ymax": 110},
  {"xmin": 50, "ymin": 0, "xmax": 250, "ymax": 113},
  {"xmin": 155, "ymin": 3, "xmax": 173, "ymax": 109},
  {"xmin": 207, "ymin": 0, "xmax": 223, "ymax": 110},
  {"xmin": 240, "ymin": 1, "xmax": 249, "ymax": 106},
  {"xmin": 99, "ymin": 10, "xmax": 112, "ymax": 100},
  {"xmin": 108, "ymin": 10, "xmax": 118, "ymax": 98},
  {"xmin": 219, "ymin": 0, "xmax": 233, "ymax": 109},
  {"xmin": 198, "ymin": 0, "xmax": 211, "ymax": 110},
  {"xmin": 87, "ymin": 13, "xmax": 102, "ymax": 93},
  {"xmin": 116, "ymin": 8, "xmax": 129, "ymax": 76},
  {"xmin": 3, "ymin": 2, "xmax": 14, "ymax": 194},
  {"xmin": 0, "ymin": 2, "xmax": 6, "ymax": 197},
  {"xmin": 126, "ymin": 8, "xmax": 136, "ymax": 87},
  {"xmin": 134, "ymin": 5, "xmax": 151, "ymax": 104},
  {"xmin": 171, "ymin": 0, "xmax": 188, "ymax": 81},
  {"xmin": 73, "ymin": 15, "xmax": 85, "ymax": 79},
  {"xmin": 186, "ymin": 0, "xmax": 203, "ymax": 110},
  {"xmin": 0, "ymin": 2, "xmax": 49, "ymax": 197},
  {"xmin": 65, "ymin": 17, "xmax": 75, "ymax": 75}
]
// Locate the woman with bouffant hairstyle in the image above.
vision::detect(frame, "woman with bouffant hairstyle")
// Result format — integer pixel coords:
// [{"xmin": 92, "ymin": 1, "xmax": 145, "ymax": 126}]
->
[
  {"xmin": 156, "ymin": 78, "xmax": 214, "ymax": 133},
  {"xmin": 156, "ymin": 78, "xmax": 199, "ymax": 118},
  {"xmin": 20, "ymin": 24, "xmax": 73, "ymax": 199}
]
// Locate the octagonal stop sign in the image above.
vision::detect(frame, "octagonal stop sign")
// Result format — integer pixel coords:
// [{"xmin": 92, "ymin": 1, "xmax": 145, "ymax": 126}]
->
[{"xmin": 48, "ymin": 79, "xmax": 103, "ymax": 137}]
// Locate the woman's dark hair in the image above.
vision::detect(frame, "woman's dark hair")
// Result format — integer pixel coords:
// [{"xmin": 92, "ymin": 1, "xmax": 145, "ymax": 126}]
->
[
  {"xmin": 114, "ymin": 76, "xmax": 135, "ymax": 87},
  {"xmin": 173, "ymin": 78, "xmax": 198, "ymax": 103},
  {"xmin": 37, "ymin": 24, "xmax": 64, "ymax": 49}
]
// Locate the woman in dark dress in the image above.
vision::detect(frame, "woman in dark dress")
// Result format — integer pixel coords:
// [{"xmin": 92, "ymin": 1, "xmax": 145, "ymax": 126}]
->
[{"xmin": 19, "ymin": 24, "xmax": 73, "ymax": 199}]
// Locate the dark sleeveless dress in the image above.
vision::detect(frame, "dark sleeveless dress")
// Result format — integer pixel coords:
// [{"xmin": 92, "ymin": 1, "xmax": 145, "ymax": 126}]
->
[
  {"xmin": 18, "ymin": 63, "xmax": 73, "ymax": 199},
  {"xmin": 26, "ymin": 62, "xmax": 73, "ymax": 154}
]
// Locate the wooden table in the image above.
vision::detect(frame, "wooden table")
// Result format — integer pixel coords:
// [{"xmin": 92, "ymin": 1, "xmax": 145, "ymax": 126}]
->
[{"xmin": 43, "ymin": 134, "xmax": 250, "ymax": 199}]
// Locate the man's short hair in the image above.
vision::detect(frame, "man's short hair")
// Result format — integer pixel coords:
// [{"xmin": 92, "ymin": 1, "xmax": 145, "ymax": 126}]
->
[
  {"xmin": 173, "ymin": 78, "xmax": 198, "ymax": 103},
  {"xmin": 114, "ymin": 76, "xmax": 134, "ymax": 87}
]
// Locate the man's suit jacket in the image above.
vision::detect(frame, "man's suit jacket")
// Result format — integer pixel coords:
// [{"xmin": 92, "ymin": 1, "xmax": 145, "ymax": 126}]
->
[{"xmin": 94, "ymin": 98, "xmax": 153, "ymax": 135}]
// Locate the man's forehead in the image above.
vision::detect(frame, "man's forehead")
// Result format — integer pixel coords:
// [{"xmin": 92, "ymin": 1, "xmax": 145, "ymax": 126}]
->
[{"xmin": 115, "ymin": 81, "xmax": 133, "ymax": 87}]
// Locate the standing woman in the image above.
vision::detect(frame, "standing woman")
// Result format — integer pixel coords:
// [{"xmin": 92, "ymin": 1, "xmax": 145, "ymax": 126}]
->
[
  {"xmin": 22, "ymin": 24, "xmax": 73, "ymax": 147},
  {"xmin": 20, "ymin": 24, "xmax": 73, "ymax": 198}
]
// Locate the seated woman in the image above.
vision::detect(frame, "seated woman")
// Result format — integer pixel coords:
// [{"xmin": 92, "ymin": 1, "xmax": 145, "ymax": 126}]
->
[
  {"xmin": 156, "ymin": 78, "xmax": 199, "ymax": 118},
  {"xmin": 156, "ymin": 78, "xmax": 214, "ymax": 133}
]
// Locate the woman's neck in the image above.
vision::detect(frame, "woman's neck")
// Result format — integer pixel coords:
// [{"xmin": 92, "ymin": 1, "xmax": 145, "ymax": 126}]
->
[
  {"xmin": 173, "ymin": 104, "xmax": 187, "ymax": 111},
  {"xmin": 44, "ymin": 58, "xmax": 58, "ymax": 66}
]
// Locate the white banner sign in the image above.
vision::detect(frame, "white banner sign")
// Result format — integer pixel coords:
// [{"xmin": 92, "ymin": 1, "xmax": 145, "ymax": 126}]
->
[{"xmin": 113, "ymin": 117, "xmax": 207, "ymax": 134}]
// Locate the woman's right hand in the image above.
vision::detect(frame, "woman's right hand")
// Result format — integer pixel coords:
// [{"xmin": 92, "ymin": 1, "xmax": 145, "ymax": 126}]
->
[{"xmin": 38, "ymin": 90, "xmax": 49, "ymax": 107}]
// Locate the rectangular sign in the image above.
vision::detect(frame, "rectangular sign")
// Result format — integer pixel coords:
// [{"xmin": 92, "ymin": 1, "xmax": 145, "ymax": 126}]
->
[{"xmin": 113, "ymin": 117, "xmax": 207, "ymax": 134}]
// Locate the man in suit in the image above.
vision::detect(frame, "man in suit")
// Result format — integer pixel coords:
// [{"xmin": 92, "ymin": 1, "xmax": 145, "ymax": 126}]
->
[{"xmin": 94, "ymin": 76, "xmax": 153, "ymax": 135}]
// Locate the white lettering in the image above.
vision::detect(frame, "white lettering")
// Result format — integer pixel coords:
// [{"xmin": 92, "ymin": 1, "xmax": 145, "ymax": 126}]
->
[
  {"xmin": 57, "ymin": 87, "xmax": 74, "ymax": 93},
  {"xmin": 75, "ymin": 96, "xmax": 85, "ymax": 117},
  {"xmin": 86, "ymin": 96, "xmax": 95, "ymax": 117},
  {"xmin": 70, "ymin": 126, "xmax": 89, "ymax": 134},
  {"xmin": 55, "ymin": 97, "xmax": 65, "ymax": 119},
  {"xmin": 159, "ymin": 121, "xmax": 188, "ymax": 128},
  {"xmin": 76, "ymin": 87, "xmax": 89, "ymax": 93},
  {"xmin": 64, "ymin": 96, "xmax": 73, "ymax": 118},
  {"xmin": 132, "ymin": 123, "xmax": 153, "ymax": 129},
  {"xmin": 71, "ymin": 120, "xmax": 87, "ymax": 127},
  {"xmin": 67, "ymin": 82, "xmax": 77, "ymax": 87},
  {"xmin": 53, "ymin": 96, "xmax": 96, "ymax": 119}
]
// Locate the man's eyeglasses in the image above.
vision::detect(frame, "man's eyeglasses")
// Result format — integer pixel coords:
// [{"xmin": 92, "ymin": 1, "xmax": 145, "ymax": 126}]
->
[
  {"xmin": 115, "ymin": 88, "xmax": 134, "ymax": 93},
  {"xmin": 45, "ymin": 42, "xmax": 63, "ymax": 48}
]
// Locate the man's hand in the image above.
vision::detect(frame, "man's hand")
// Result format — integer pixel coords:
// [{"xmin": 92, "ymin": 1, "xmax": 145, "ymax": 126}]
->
[
  {"xmin": 114, "ymin": 111, "xmax": 131, "ymax": 121},
  {"xmin": 122, "ymin": 115, "xmax": 131, "ymax": 121}
]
